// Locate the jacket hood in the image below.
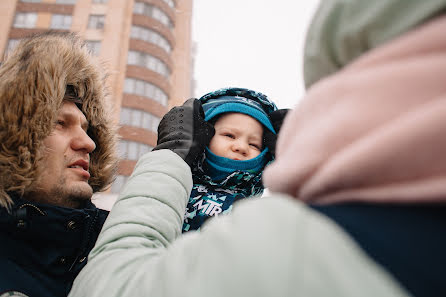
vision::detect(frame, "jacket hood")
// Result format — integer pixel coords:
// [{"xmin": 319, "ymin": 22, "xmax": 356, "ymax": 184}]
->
[
  {"xmin": 198, "ymin": 87, "xmax": 278, "ymax": 167},
  {"xmin": 303, "ymin": 0, "xmax": 446, "ymax": 88},
  {"xmin": 0, "ymin": 32, "xmax": 118, "ymax": 208},
  {"xmin": 264, "ymin": 1, "xmax": 446, "ymax": 205}
]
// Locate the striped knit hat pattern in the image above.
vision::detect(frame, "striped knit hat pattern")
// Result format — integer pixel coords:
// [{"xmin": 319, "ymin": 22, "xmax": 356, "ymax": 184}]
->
[{"xmin": 199, "ymin": 87, "xmax": 278, "ymax": 133}]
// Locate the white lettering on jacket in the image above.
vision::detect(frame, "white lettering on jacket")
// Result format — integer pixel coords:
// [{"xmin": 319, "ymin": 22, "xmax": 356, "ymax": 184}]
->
[{"xmin": 193, "ymin": 199, "xmax": 223, "ymax": 217}]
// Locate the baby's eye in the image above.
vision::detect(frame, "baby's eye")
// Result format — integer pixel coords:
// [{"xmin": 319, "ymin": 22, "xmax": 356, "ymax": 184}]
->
[
  {"xmin": 250, "ymin": 143, "xmax": 261, "ymax": 150},
  {"xmin": 223, "ymin": 133, "xmax": 235, "ymax": 139}
]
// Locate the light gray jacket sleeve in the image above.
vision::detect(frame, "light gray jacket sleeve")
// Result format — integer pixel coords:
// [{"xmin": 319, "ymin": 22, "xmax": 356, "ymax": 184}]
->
[{"xmin": 69, "ymin": 150, "xmax": 409, "ymax": 297}]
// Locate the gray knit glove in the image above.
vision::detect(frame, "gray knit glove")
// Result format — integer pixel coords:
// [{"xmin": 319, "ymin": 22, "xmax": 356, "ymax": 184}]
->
[{"xmin": 153, "ymin": 98, "xmax": 215, "ymax": 167}]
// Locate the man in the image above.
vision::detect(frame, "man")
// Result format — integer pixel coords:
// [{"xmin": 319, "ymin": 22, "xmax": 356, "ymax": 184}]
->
[
  {"xmin": 0, "ymin": 32, "xmax": 118, "ymax": 296},
  {"xmin": 70, "ymin": 1, "xmax": 446, "ymax": 297}
]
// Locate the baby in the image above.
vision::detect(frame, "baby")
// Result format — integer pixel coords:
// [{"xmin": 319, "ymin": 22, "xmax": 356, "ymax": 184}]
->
[{"xmin": 183, "ymin": 87, "xmax": 280, "ymax": 232}]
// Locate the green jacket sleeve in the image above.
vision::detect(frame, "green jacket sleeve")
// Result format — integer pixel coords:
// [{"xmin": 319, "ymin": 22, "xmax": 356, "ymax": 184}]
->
[{"xmin": 69, "ymin": 150, "xmax": 409, "ymax": 297}]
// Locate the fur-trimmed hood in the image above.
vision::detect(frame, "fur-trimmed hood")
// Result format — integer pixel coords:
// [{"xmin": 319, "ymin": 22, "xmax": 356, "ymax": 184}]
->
[{"xmin": 0, "ymin": 32, "xmax": 118, "ymax": 208}]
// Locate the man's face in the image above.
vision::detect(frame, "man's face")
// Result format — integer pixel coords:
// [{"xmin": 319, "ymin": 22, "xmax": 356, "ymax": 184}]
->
[
  {"xmin": 209, "ymin": 113, "xmax": 263, "ymax": 161},
  {"xmin": 28, "ymin": 101, "xmax": 96, "ymax": 208}
]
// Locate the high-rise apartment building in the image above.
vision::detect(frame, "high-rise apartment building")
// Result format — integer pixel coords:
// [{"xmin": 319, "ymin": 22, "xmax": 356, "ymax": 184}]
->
[{"xmin": 0, "ymin": 0, "xmax": 194, "ymax": 196}]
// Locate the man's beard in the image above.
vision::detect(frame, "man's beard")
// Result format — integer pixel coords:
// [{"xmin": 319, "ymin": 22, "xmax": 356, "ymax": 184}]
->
[{"xmin": 47, "ymin": 175, "xmax": 93, "ymax": 208}]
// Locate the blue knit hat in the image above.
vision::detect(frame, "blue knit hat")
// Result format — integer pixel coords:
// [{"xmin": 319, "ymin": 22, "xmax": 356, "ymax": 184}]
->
[{"xmin": 199, "ymin": 87, "xmax": 278, "ymax": 134}]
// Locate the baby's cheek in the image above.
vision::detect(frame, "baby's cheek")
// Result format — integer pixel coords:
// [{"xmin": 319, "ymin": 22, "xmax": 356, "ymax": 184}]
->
[
  {"xmin": 208, "ymin": 136, "xmax": 218, "ymax": 152},
  {"xmin": 250, "ymin": 149, "xmax": 261, "ymax": 158}
]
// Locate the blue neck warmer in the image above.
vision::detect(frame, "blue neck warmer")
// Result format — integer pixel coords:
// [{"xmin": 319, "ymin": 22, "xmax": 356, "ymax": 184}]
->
[
  {"xmin": 183, "ymin": 150, "xmax": 268, "ymax": 233},
  {"xmin": 204, "ymin": 147, "xmax": 269, "ymax": 181}
]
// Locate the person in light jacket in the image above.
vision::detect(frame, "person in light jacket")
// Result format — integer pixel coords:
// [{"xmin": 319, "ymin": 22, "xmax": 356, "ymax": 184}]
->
[{"xmin": 69, "ymin": 1, "xmax": 446, "ymax": 296}]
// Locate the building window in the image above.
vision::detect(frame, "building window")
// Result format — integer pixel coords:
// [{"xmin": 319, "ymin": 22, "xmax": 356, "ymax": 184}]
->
[
  {"xmin": 85, "ymin": 40, "xmax": 101, "ymax": 55},
  {"xmin": 6, "ymin": 39, "xmax": 20, "ymax": 54},
  {"xmin": 120, "ymin": 107, "xmax": 160, "ymax": 132},
  {"xmin": 162, "ymin": 0, "xmax": 175, "ymax": 8},
  {"xmin": 92, "ymin": 0, "xmax": 108, "ymax": 3},
  {"xmin": 88, "ymin": 15, "xmax": 105, "ymax": 29},
  {"xmin": 130, "ymin": 26, "xmax": 172, "ymax": 53},
  {"xmin": 127, "ymin": 50, "xmax": 170, "ymax": 78},
  {"xmin": 133, "ymin": 2, "xmax": 173, "ymax": 29},
  {"xmin": 55, "ymin": 0, "xmax": 77, "ymax": 4},
  {"xmin": 118, "ymin": 140, "xmax": 153, "ymax": 161},
  {"xmin": 50, "ymin": 14, "xmax": 72, "ymax": 29},
  {"xmin": 13, "ymin": 12, "xmax": 37, "ymax": 28},
  {"xmin": 110, "ymin": 175, "xmax": 128, "ymax": 194},
  {"xmin": 124, "ymin": 78, "xmax": 168, "ymax": 106}
]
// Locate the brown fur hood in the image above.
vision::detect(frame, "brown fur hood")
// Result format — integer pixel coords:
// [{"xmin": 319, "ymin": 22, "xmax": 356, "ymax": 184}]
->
[{"xmin": 0, "ymin": 32, "xmax": 118, "ymax": 208}]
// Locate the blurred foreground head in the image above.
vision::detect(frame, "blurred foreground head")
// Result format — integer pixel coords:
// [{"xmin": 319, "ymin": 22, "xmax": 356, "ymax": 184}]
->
[
  {"xmin": 264, "ymin": 0, "xmax": 446, "ymax": 204},
  {"xmin": 0, "ymin": 32, "xmax": 118, "ymax": 209}
]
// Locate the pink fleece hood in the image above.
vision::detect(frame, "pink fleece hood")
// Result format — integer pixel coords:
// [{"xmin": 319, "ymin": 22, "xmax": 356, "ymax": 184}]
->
[{"xmin": 264, "ymin": 1, "xmax": 446, "ymax": 205}]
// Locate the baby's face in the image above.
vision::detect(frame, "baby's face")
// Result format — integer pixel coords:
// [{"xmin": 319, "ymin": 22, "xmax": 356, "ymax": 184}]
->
[{"xmin": 209, "ymin": 113, "xmax": 263, "ymax": 161}]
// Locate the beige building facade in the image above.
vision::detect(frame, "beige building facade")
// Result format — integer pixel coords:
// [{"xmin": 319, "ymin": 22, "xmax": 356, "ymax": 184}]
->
[{"xmin": 0, "ymin": 0, "xmax": 194, "ymax": 194}]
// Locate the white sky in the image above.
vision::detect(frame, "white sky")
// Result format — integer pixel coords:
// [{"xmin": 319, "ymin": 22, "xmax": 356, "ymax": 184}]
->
[{"xmin": 191, "ymin": 1, "xmax": 320, "ymax": 109}]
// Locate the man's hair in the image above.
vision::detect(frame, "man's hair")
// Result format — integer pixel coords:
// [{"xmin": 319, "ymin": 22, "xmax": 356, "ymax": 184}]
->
[{"xmin": 0, "ymin": 32, "xmax": 118, "ymax": 208}]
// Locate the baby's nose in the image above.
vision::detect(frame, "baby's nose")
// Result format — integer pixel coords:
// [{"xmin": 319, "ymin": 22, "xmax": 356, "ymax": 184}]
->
[{"xmin": 233, "ymin": 140, "xmax": 248, "ymax": 155}]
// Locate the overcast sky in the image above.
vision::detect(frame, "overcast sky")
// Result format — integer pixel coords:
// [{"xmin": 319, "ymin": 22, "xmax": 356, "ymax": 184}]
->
[{"xmin": 191, "ymin": 1, "xmax": 320, "ymax": 109}]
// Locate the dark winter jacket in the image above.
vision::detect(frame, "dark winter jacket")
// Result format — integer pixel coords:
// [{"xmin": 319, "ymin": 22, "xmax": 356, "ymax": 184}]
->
[
  {"xmin": 311, "ymin": 203, "xmax": 446, "ymax": 297},
  {"xmin": 0, "ymin": 197, "xmax": 108, "ymax": 297}
]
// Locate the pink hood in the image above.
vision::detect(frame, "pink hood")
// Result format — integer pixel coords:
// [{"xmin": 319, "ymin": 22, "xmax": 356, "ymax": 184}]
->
[{"xmin": 264, "ymin": 15, "xmax": 446, "ymax": 204}]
